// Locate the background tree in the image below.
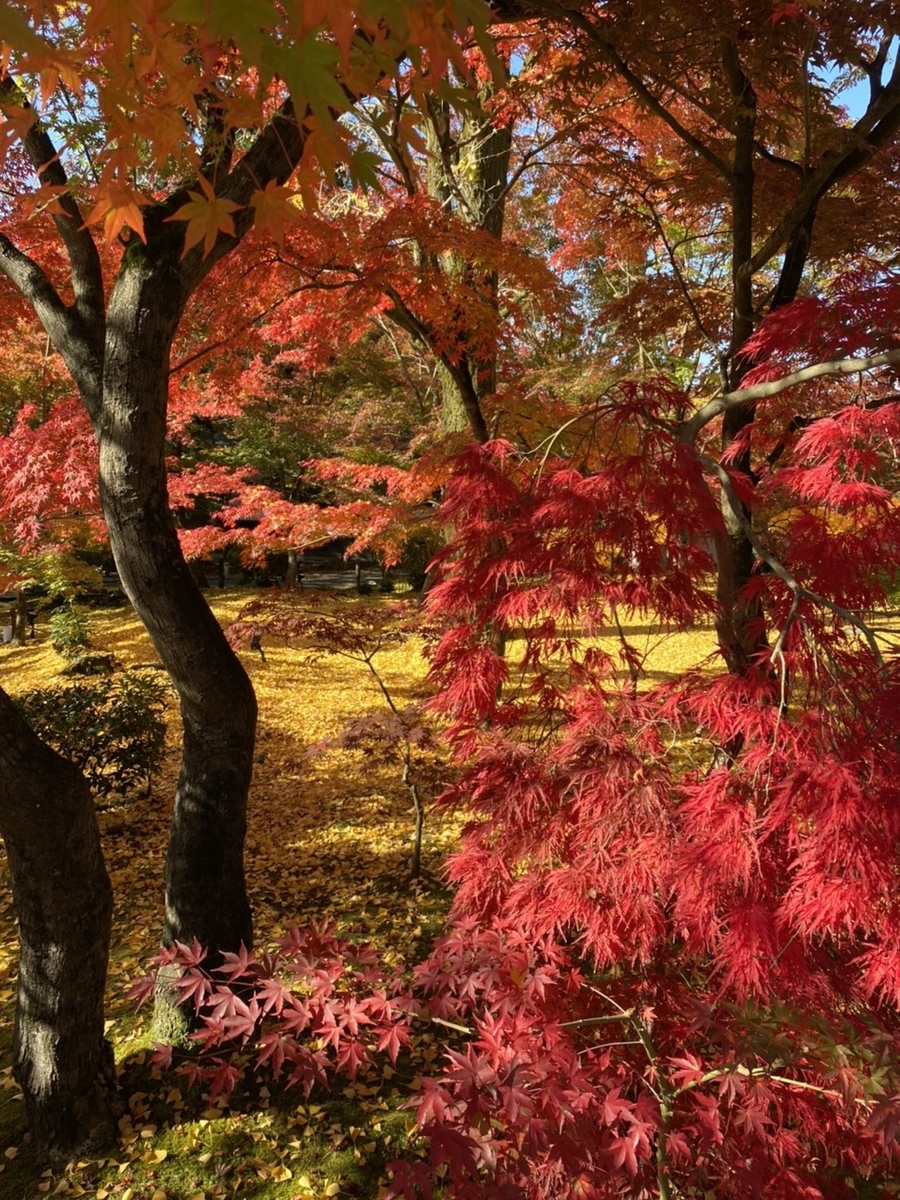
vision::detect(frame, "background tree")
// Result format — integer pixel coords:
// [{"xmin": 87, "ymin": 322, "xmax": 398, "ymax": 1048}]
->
[{"xmin": 507, "ymin": 0, "xmax": 900, "ymax": 677}]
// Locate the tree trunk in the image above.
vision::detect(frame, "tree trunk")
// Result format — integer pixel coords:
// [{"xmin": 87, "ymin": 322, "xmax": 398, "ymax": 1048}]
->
[
  {"xmin": 715, "ymin": 41, "xmax": 766, "ymax": 676},
  {"xmin": 100, "ymin": 241, "xmax": 256, "ymax": 957},
  {"xmin": 9, "ymin": 590, "xmax": 28, "ymax": 647},
  {"xmin": 284, "ymin": 549, "xmax": 300, "ymax": 586},
  {"xmin": 0, "ymin": 690, "xmax": 114, "ymax": 1150},
  {"xmin": 424, "ymin": 87, "xmax": 512, "ymax": 441},
  {"xmin": 188, "ymin": 560, "xmax": 209, "ymax": 591}
]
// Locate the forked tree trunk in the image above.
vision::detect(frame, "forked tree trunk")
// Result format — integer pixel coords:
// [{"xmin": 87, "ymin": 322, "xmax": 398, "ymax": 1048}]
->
[
  {"xmin": 0, "ymin": 690, "xmax": 114, "ymax": 1149},
  {"xmin": 100, "ymin": 241, "xmax": 256, "ymax": 957},
  {"xmin": 0, "ymin": 90, "xmax": 305, "ymax": 1128}
]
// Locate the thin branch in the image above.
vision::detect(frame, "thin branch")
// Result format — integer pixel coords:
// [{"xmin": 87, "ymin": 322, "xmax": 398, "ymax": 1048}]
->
[
  {"xmin": 643, "ymin": 193, "xmax": 719, "ymax": 356},
  {"xmin": 382, "ymin": 284, "xmax": 488, "ymax": 441},
  {"xmin": 169, "ymin": 276, "xmax": 356, "ymax": 376},
  {"xmin": 581, "ymin": 23, "xmax": 731, "ymax": 180},
  {"xmin": 801, "ymin": 26, "xmax": 816, "ymax": 173},
  {"xmin": 0, "ymin": 232, "xmax": 102, "ymax": 413},
  {"xmin": 864, "ymin": 35, "xmax": 892, "ymax": 104},
  {"xmin": 747, "ymin": 59, "xmax": 900, "ymax": 275}
]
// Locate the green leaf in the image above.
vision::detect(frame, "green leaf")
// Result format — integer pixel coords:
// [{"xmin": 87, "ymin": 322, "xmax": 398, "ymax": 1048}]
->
[
  {"xmin": 164, "ymin": 0, "xmax": 279, "ymax": 67},
  {"xmin": 279, "ymin": 32, "xmax": 349, "ymax": 127},
  {"xmin": 347, "ymin": 146, "xmax": 383, "ymax": 192},
  {"xmin": 0, "ymin": 6, "xmax": 45, "ymax": 53}
]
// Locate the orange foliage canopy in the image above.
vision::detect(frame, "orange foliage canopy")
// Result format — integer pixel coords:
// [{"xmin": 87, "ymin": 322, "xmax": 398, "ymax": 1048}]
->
[{"xmin": 0, "ymin": 0, "xmax": 497, "ymax": 239}]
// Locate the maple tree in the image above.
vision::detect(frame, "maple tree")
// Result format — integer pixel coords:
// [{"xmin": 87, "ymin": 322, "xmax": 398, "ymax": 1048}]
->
[
  {"xmin": 0, "ymin": 0, "xmax": 495, "ymax": 1149},
  {"xmin": 182, "ymin": 5, "xmax": 900, "ymax": 1195},
  {"xmin": 375, "ymin": 6, "xmax": 900, "ymax": 1194}
]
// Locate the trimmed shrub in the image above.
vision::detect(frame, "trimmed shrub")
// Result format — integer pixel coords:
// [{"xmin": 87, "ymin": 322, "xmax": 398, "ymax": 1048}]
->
[
  {"xmin": 14, "ymin": 670, "xmax": 169, "ymax": 798},
  {"xmin": 48, "ymin": 602, "xmax": 91, "ymax": 659}
]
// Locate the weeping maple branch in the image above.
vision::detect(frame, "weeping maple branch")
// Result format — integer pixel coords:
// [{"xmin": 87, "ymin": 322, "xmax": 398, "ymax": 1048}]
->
[
  {"xmin": 678, "ymin": 348, "xmax": 900, "ymax": 444},
  {"xmin": 707, "ymin": 454, "xmax": 886, "ymax": 671}
]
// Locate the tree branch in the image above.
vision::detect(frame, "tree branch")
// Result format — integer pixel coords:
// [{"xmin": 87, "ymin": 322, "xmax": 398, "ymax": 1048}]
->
[
  {"xmin": 748, "ymin": 61, "xmax": 900, "ymax": 275},
  {"xmin": 0, "ymin": 232, "xmax": 103, "ymax": 415},
  {"xmin": 172, "ymin": 98, "xmax": 309, "ymax": 297},
  {"xmin": 707, "ymin": 454, "xmax": 886, "ymax": 670},
  {"xmin": 582, "ymin": 21, "xmax": 732, "ymax": 180},
  {"xmin": 678, "ymin": 349, "xmax": 900, "ymax": 444},
  {"xmin": 0, "ymin": 78, "xmax": 105, "ymax": 343},
  {"xmin": 382, "ymin": 284, "xmax": 489, "ymax": 441},
  {"xmin": 169, "ymin": 275, "xmax": 356, "ymax": 376}
]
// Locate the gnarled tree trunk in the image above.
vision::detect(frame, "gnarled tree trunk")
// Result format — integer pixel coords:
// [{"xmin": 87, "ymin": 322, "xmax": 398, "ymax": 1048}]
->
[{"xmin": 0, "ymin": 690, "xmax": 114, "ymax": 1149}]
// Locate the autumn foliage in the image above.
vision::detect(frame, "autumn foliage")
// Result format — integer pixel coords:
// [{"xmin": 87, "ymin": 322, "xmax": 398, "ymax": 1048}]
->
[
  {"xmin": 6, "ymin": 0, "xmax": 900, "ymax": 1193},
  {"xmin": 138, "ymin": 284, "xmax": 900, "ymax": 1195}
]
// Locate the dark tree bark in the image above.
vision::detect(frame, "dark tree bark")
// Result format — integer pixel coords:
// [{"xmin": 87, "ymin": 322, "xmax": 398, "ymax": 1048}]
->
[
  {"xmin": 100, "ymin": 238, "xmax": 257, "ymax": 952},
  {"xmin": 0, "ymin": 99, "xmax": 307, "ymax": 968},
  {"xmin": 284, "ymin": 548, "xmax": 301, "ymax": 586},
  {"xmin": 9, "ymin": 590, "xmax": 29, "ymax": 647},
  {"xmin": 714, "ymin": 37, "xmax": 766, "ymax": 678},
  {"xmin": 0, "ymin": 690, "xmax": 114, "ymax": 1149},
  {"xmin": 0, "ymin": 84, "xmax": 308, "ymax": 1131}
]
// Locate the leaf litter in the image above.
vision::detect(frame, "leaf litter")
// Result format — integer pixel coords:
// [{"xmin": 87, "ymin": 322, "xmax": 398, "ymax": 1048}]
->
[{"xmin": 0, "ymin": 593, "xmax": 719, "ymax": 1199}]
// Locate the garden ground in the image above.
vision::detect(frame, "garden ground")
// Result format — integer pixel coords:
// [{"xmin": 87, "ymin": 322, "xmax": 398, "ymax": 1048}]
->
[{"xmin": 0, "ymin": 592, "xmax": 718, "ymax": 1200}]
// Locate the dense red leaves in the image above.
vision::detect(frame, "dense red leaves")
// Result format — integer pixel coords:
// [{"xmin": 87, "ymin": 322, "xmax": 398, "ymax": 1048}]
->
[
  {"xmin": 0, "ymin": 398, "xmax": 100, "ymax": 547},
  {"xmin": 133, "ymin": 922, "xmax": 413, "ymax": 1097},
  {"xmin": 389, "ymin": 345, "xmax": 900, "ymax": 1193},
  {"xmin": 3, "ymin": 1, "xmax": 899, "ymax": 1183},
  {"xmin": 184, "ymin": 325, "xmax": 900, "ymax": 1195}
]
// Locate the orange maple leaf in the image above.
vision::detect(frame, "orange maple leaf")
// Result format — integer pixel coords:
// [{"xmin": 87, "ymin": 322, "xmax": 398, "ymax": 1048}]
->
[
  {"xmin": 0, "ymin": 102, "xmax": 37, "ymax": 162},
  {"xmin": 84, "ymin": 186, "xmax": 149, "ymax": 243},
  {"xmin": 166, "ymin": 176, "xmax": 241, "ymax": 258},
  {"xmin": 250, "ymin": 181, "xmax": 303, "ymax": 248}
]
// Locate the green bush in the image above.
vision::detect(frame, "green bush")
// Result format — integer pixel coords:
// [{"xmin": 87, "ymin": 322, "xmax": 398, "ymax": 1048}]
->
[
  {"xmin": 14, "ymin": 671, "xmax": 169, "ymax": 798},
  {"xmin": 48, "ymin": 602, "xmax": 91, "ymax": 659}
]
